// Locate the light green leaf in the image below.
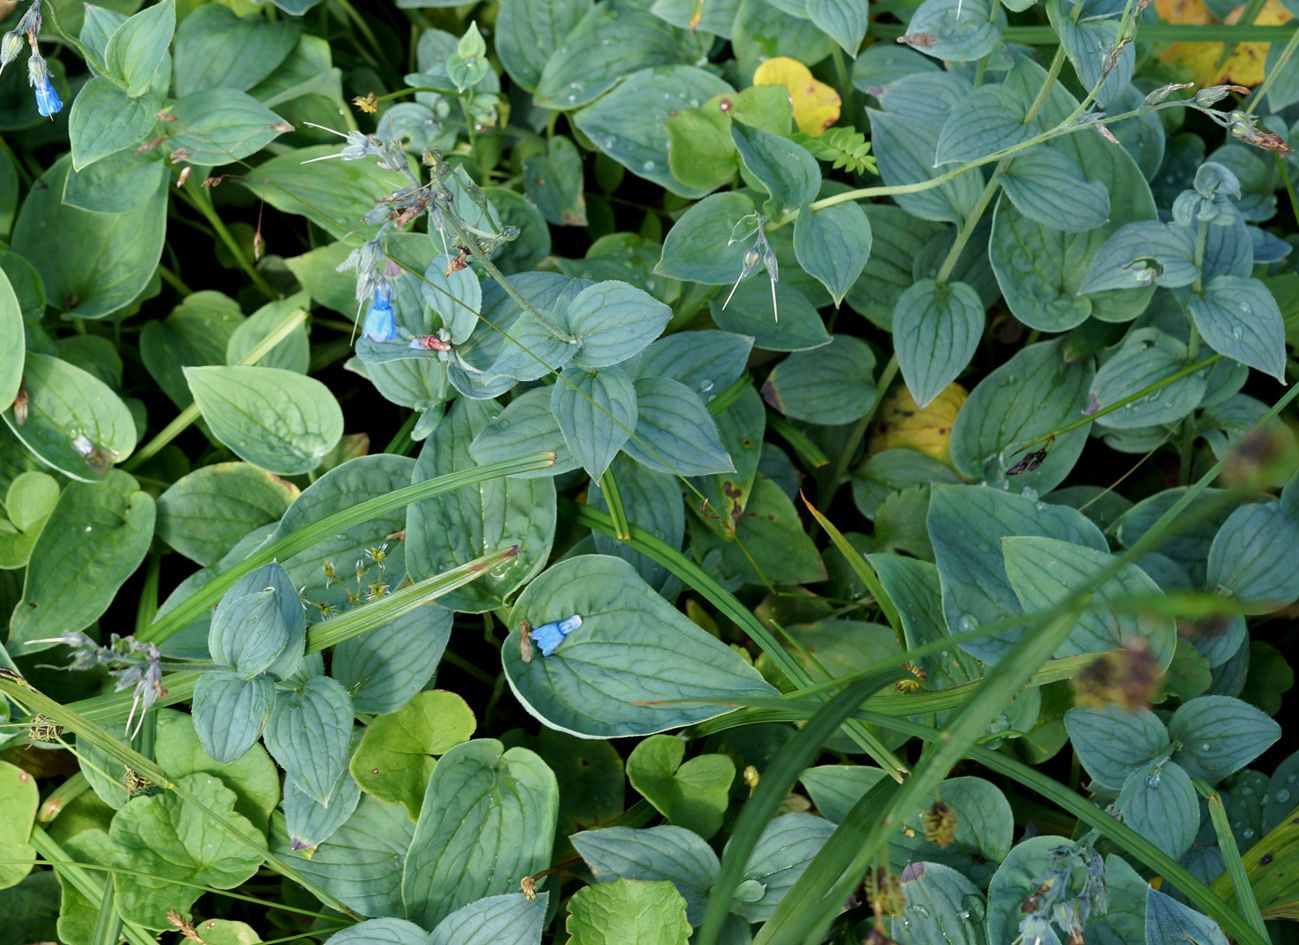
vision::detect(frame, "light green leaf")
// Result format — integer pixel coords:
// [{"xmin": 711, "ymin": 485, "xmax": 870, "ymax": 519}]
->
[
  {"xmin": 407, "ymin": 398, "xmax": 556, "ymax": 612},
  {"xmin": 622, "ymin": 376, "xmax": 733, "ymax": 477},
  {"xmin": 571, "ymin": 826, "xmax": 720, "ymax": 926},
  {"xmin": 402, "ymin": 738, "xmax": 558, "ymax": 928},
  {"xmin": 8, "ymin": 471, "xmax": 154, "ymax": 649},
  {"xmin": 168, "ymin": 89, "xmax": 290, "ymax": 165},
  {"xmin": 3, "ymin": 353, "xmax": 137, "ymax": 481},
  {"xmin": 349, "ymin": 690, "xmax": 477, "ymax": 818},
  {"xmin": 503, "ymin": 555, "xmax": 777, "ymax": 737},
  {"xmin": 185, "ymin": 365, "xmax": 344, "ymax": 475},
  {"xmin": 265, "ymin": 675, "xmax": 355, "ymax": 805},
  {"xmin": 110, "ymin": 772, "xmax": 266, "ymax": 929},
  {"xmin": 156, "ymin": 462, "xmax": 297, "ymax": 567},
  {"xmin": 761, "ymin": 334, "xmax": 877, "ymax": 425},
  {"xmin": 68, "ymin": 77, "xmax": 158, "ymax": 170},
  {"xmin": 227, "ymin": 292, "xmax": 311, "ymax": 373},
  {"xmin": 322, "ymin": 918, "xmax": 426, "ymax": 945},
  {"xmin": 236, "ymin": 145, "xmax": 411, "ymax": 240},
  {"xmin": 627, "ymin": 735, "xmax": 734, "ymax": 839},
  {"xmin": 422, "ymin": 253, "xmax": 481, "ymax": 345},
  {"xmin": 427, "ymin": 893, "xmax": 549, "ymax": 945},
  {"xmin": 63, "ymin": 148, "xmax": 168, "ymax": 214},
  {"xmin": 650, "ymin": 0, "xmax": 741, "ymax": 35},
  {"xmin": 533, "ymin": 5, "xmax": 707, "ymax": 109},
  {"xmin": 496, "ymin": 0, "xmax": 593, "ymax": 92},
  {"xmin": 155, "ymin": 709, "xmax": 279, "ymax": 828},
  {"xmin": 793, "ymin": 202, "xmax": 872, "ymax": 307},
  {"xmin": 173, "ymin": 4, "xmax": 300, "ymax": 97},
  {"xmin": 103, "ymin": 0, "xmax": 175, "ymax": 97},
  {"xmin": 731, "ymin": 122, "xmax": 820, "ymax": 220},
  {"xmin": 0, "ymin": 761, "xmax": 36, "ymax": 890},
  {"xmin": 551, "ymin": 366, "xmax": 638, "ymax": 480},
  {"xmin": 13, "ymin": 156, "xmax": 166, "ymax": 319},
  {"xmin": 0, "ymin": 268, "xmax": 22, "ymax": 418},
  {"xmin": 566, "ymin": 878, "xmax": 691, "ymax": 945},
  {"xmin": 140, "ymin": 291, "xmax": 244, "ymax": 409}
]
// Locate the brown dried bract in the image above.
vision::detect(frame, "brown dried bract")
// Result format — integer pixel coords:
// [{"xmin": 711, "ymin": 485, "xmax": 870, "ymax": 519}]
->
[
  {"xmin": 13, "ymin": 381, "xmax": 27, "ymax": 426},
  {"xmin": 898, "ymin": 32, "xmax": 937, "ymax": 47},
  {"xmin": 446, "ymin": 246, "xmax": 471, "ymax": 274},
  {"xmin": 520, "ymin": 875, "xmax": 538, "ymax": 901},
  {"xmin": 353, "ymin": 92, "xmax": 380, "ymax": 114}
]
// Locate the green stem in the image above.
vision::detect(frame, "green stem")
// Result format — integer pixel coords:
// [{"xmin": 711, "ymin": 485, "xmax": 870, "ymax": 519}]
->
[
  {"xmin": 820, "ymin": 355, "xmax": 897, "ymax": 503},
  {"xmin": 767, "ymin": 414, "xmax": 830, "ymax": 468},
  {"xmin": 384, "ymin": 410, "xmax": 420, "ymax": 455},
  {"xmin": 122, "ymin": 309, "xmax": 310, "ymax": 472},
  {"xmin": 1278, "ymin": 152, "xmax": 1299, "ymax": 223},
  {"xmin": 1248, "ymin": 19, "xmax": 1299, "ymax": 114},
  {"xmin": 178, "ymin": 183, "xmax": 280, "ymax": 299},
  {"xmin": 936, "ymin": 164, "xmax": 1007, "ymax": 284},
  {"xmin": 599, "ymin": 467, "xmax": 632, "ymax": 541},
  {"xmin": 156, "ymin": 264, "xmax": 192, "ymax": 296}
]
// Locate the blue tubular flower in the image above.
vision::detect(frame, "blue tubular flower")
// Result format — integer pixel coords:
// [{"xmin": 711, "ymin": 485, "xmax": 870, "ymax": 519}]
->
[
  {"xmin": 530, "ymin": 615, "xmax": 582, "ymax": 657},
  {"xmin": 363, "ymin": 286, "xmax": 397, "ymax": 342},
  {"xmin": 27, "ymin": 50, "xmax": 62, "ymax": 118}
]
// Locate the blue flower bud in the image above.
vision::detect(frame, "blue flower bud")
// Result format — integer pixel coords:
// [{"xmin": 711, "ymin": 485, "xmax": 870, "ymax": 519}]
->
[
  {"xmin": 363, "ymin": 286, "xmax": 397, "ymax": 342},
  {"xmin": 529, "ymin": 614, "xmax": 582, "ymax": 657},
  {"xmin": 27, "ymin": 50, "xmax": 61, "ymax": 117}
]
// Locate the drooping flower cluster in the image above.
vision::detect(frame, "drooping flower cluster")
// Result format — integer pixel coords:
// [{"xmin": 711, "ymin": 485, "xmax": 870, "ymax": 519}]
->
[
  {"xmin": 28, "ymin": 631, "xmax": 165, "ymax": 738},
  {"xmin": 1013, "ymin": 842, "xmax": 1108, "ymax": 945},
  {"xmin": 1, "ymin": 2, "xmax": 63, "ymax": 118},
  {"xmin": 723, "ymin": 212, "xmax": 780, "ymax": 321}
]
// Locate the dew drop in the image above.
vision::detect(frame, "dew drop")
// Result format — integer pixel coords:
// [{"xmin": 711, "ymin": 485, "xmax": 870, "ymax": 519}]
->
[
  {"xmin": 1019, "ymin": 486, "xmax": 1039, "ymax": 500},
  {"xmin": 1034, "ymin": 501, "xmax": 1048, "ymax": 511},
  {"xmin": 1242, "ymin": 828, "xmax": 1255, "ymax": 839},
  {"xmin": 957, "ymin": 615, "xmax": 978, "ymax": 632},
  {"xmin": 1231, "ymin": 327, "xmax": 1243, "ymax": 341},
  {"xmin": 642, "ymin": 160, "xmax": 657, "ymax": 171},
  {"xmin": 1201, "ymin": 743, "xmax": 1212, "ymax": 751},
  {"xmin": 1277, "ymin": 788, "xmax": 1292, "ymax": 803}
]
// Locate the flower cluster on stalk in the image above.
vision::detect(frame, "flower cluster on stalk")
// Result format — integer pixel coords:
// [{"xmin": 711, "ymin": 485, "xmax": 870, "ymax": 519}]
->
[
  {"xmin": 310, "ymin": 121, "xmax": 518, "ymax": 368},
  {"xmin": 1013, "ymin": 842, "xmax": 1108, "ymax": 945},
  {"xmin": 27, "ymin": 631, "xmax": 165, "ymax": 738},
  {"xmin": 1, "ymin": 2, "xmax": 63, "ymax": 118}
]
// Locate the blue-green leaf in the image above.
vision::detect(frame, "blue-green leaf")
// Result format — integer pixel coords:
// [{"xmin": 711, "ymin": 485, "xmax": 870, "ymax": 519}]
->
[
  {"xmin": 552, "ymin": 366, "xmax": 638, "ymax": 480},
  {"xmin": 892, "ymin": 862, "xmax": 985, "ymax": 945},
  {"xmin": 622, "ymin": 377, "xmax": 733, "ymax": 477},
  {"xmin": 502, "ymin": 555, "xmax": 777, "ymax": 737},
  {"xmin": 469, "ymin": 388, "xmax": 579, "ymax": 478},
  {"xmin": 1206, "ymin": 501, "xmax": 1299, "ymax": 612},
  {"xmin": 168, "ymin": 89, "xmax": 290, "ymax": 165},
  {"xmin": 402, "ymin": 739, "xmax": 558, "ymax": 928},
  {"xmin": 656, "ymin": 192, "xmax": 759, "ymax": 285},
  {"xmin": 192, "ymin": 672, "xmax": 276, "ymax": 765},
  {"xmin": 565, "ymin": 281, "xmax": 672, "ymax": 369},
  {"xmin": 807, "ymin": 0, "xmax": 869, "ymax": 55},
  {"xmin": 1064, "ymin": 706, "xmax": 1172, "ymax": 790},
  {"xmin": 935, "ymin": 85, "xmax": 1038, "ymax": 166},
  {"xmin": 332, "ymin": 608, "xmax": 453, "ymax": 715},
  {"xmin": 496, "ymin": 0, "xmax": 592, "ymax": 92},
  {"xmin": 792, "ymin": 202, "xmax": 872, "ymax": 307},
  {"xmin": 761, "ymin": 334, "xmax": 877, "ymax": 425},
  {"xmin": 173, "ymin": 3, "xmax": 300, "ymax": 97},
  {"xmin": 893, "ymin": 279, "xmax": 983, "ymax": 409},
  {"xmin": 1090, "ymin": 328, "xmax": 1206, "ymax": 429},
  {"xmin": 265, "ymin": 676, "xmax": 355, "ymax": 805},
  {"xmin": 422, "ymin": 253, "xmax": 482, "ymax": 345},
  {"xmin": 1117, "ymin": 760, "xmax": 1199, "ymax": 859},
  {"xmin": 407, "ymin": 398, "xmax": 556, "ymax": 612},
  {"xmin": 1145, "ymin": 887, "xmax": 1228, "ymax": 945},
  {"xmin": 902, "ymin": 0, "xmax": 1001, "ymax": 61},
  {"xmin": 711, "ymin": 281, "xmax": 831, "ymax": 352},
  {"xmin": 1079, "ymin": 222, "xmax": 1199, "ymax": 293},
  {"xmin": 1001, "ymin": 147, "xmax": 1111, "ymax": 233},
  {"xmin": 285, "ymin": 770, "xmax": 361, "ymax": 855},
  {"xmin": 1187, "ymin": 275, "xmax": 1286, "ymax": 381},
  {"xmin": 68, "ymin": 78, "xmax": 158, "ymax": 170},
  {"xmin": 729, "ymin": 814, "xmax": 835, "ymax": 923},
  {"xmin": 427, "ymin": 893, "xmax": 549, "ymax": 945},
  {"xmin": 571, "ymin": 826, "xmax": 719, "ymax": 926},
  {"xmin": 324, "ymin": 919, "xmax": 427, "ymax": 945},
  {"xmin": 1168, "ymin": 695, "xmax": 1281, "ymax": 783}
]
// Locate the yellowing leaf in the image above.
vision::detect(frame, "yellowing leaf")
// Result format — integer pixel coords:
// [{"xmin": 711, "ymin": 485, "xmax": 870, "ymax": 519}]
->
[
  {"xmin": 868, "ymin": 383, "xmax": 968, "ymax": 464},
  {"xmin": 1158, "ymin": 0, "xmax": 1293, "ymax": 87},
  {"xmin": 752, "ymin": 56, "xmax": 841, "ymax": 137}
]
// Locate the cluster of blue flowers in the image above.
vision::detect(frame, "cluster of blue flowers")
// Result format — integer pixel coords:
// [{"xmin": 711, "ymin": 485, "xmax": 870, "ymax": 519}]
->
[{"xmin": 1, "ymin": 2, "xmax": 63, "ymax": 118}]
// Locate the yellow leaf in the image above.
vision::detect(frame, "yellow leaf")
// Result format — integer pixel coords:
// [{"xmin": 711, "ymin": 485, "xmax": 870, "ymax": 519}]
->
[
  {"xmin": 1158, "ymin": 0, "xmax": 1293, "ymax": 87},
  {"xmin": 868, "ymin": 383, "xmax": 968, "ymax": 464},
  {"xmin": 752, "ymin": 56, "xmax": 841, "ymax": 137}
]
